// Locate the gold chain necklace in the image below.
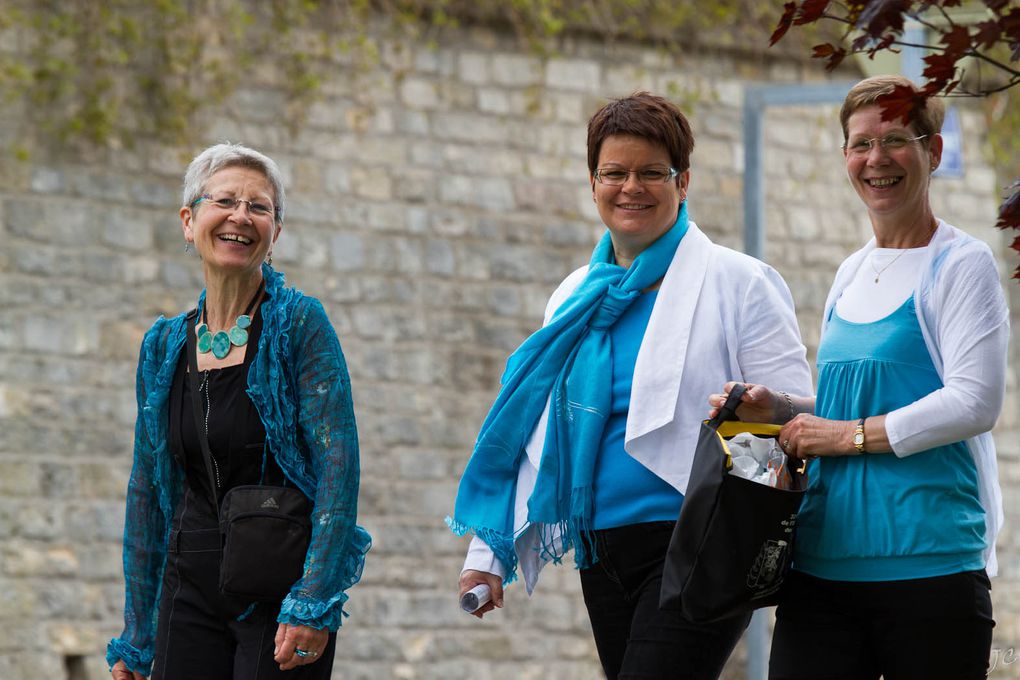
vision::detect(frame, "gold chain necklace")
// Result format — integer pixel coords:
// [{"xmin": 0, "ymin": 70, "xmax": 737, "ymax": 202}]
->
[
  {"xmin": 870, "ymin": 221, "xmax": 937, "ymax": 284},
  {"xmin": 869, "ymin": 249, "xmax": 909, "ymax": 284}
]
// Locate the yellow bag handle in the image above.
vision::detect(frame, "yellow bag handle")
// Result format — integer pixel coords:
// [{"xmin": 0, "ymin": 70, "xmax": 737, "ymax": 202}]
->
[{"xmin": 716, "ymin": 422, "xmax": 782, "ymax": 438}]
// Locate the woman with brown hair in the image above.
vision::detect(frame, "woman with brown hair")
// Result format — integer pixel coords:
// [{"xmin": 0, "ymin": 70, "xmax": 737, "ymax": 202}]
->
[{"xmin": 450, "ymin": 92, "xmax": 813, "ymax": 679}]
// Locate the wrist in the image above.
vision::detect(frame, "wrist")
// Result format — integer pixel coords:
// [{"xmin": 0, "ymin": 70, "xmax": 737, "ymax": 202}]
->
[{"xmin": 776, "ymin": 391, "xmax": 795, "ymax": 424}]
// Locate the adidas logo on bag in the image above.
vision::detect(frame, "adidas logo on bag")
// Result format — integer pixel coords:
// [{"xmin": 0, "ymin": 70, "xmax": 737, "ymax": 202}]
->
[{"xmin": 261, "ymin": 497, "xmax": 280, "ymax": 510}]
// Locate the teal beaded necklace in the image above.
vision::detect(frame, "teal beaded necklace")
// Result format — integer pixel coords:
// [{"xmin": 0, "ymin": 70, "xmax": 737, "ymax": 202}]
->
[{"xmin": 196, "ymin": 280, "xmax": 264, "ymax": 360}]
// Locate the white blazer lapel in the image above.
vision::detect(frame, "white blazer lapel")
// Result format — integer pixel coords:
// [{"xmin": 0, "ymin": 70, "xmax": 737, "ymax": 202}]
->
[{"xmin": 625, "ymin": 222, "xmax": 711, "ymax": 442}]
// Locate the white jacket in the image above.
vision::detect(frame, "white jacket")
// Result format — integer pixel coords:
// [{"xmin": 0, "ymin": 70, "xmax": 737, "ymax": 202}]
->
[{"xmin": 464, "ymin": 223, "xmax": 813, "ymax": 593}]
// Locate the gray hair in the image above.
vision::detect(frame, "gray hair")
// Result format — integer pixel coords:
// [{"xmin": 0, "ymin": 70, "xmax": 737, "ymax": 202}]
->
[{"xmin": 181, "ymin": 142, "xmax": 286, "ymax": 224}]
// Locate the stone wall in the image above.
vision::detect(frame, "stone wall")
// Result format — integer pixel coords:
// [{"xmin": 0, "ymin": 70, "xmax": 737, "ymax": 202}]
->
[{"xmin": 1, "ymin": 20, "xmax": 1017, "ymax": 680}]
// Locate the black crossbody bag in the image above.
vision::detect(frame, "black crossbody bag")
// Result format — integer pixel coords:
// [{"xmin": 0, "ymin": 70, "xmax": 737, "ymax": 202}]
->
[{"xmin": 186, "ymin": 310, "xmax": 312, "ymax": 602}]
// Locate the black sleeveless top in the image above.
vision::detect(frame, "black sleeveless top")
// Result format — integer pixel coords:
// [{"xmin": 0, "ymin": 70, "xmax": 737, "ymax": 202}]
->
[{"xmin": 168, "ymin": 306, "xmax": 284, "ymax": 523}]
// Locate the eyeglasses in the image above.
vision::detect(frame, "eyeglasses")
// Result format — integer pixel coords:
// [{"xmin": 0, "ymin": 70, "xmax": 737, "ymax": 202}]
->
[
  {"xmin": 843, "ymin": 134, "xmax": 928, "ymax": 156},
  {"xmin": 593, "ymin": 166, "xmax": 679, "ymax": 186},
  {"xmin": 191, "ymin": 194, "xmax": 278, "ymax": 219}
]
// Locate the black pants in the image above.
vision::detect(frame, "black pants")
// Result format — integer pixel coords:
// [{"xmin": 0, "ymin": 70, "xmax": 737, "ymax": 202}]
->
[
  {"xmin": 579, "ymin": 521, "xmax": 751, "ymax": 680},
  {"xmin": 769, "ymin": 569, "xmax": 994, "ymax": 680},
  {"xmin": 150, "ymin": 527, "xmax": 336, "ymax": 680}
]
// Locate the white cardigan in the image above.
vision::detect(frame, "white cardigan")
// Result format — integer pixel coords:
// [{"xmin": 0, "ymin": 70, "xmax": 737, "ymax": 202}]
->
[
  {"xmin": 464, "ymin": 223, "xmax": 814, "ymax": 593},
  {"xmin": 822, "ymin": 220, "xmax": 1009, "ymax": 576}
]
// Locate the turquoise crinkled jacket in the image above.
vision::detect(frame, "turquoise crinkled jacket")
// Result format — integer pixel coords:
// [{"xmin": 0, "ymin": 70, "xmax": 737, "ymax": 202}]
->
[{"xmin": 107, "ymin": 265, "xmax": 371, "ymax": 675}]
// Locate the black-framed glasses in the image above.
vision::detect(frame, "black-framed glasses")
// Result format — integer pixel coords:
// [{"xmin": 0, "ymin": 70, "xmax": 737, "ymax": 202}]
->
[
  {"xmin": 843, "ymin": 134, "xmax": 928, "ymax": 156},
  {"xmin": 191, "ymin": 194, "xmax": 278, "ymax": 219},
  {"xmin": 593, "ymin": 166, "xmax": 679, "ymax": 186}
]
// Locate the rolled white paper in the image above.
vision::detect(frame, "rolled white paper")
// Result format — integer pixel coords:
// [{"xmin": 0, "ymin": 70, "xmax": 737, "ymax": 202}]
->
[{"xmin": 459, "ymin": 583, "xmax": 492, "ymax": 613}]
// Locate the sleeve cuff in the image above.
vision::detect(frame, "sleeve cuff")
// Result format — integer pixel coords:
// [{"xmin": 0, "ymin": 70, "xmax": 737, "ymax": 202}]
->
[
  {"xmin": 277, "ymin": 592, "xmax": 349, "ymax": 632},
  {"xmin": 884, "ymin": 408, "xmax": 917, "ymax": 458},
  {"xmin": 462, "ymin": 535, "xmax": 507, "ymax": 579},
  {"xmin": 106, "ymin": 638, "xmax": 153, "ymax": 676}
]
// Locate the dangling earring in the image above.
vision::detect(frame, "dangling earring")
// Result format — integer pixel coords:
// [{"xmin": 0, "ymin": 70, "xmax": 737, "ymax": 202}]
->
[
  {"xmin": 184, "ymin": 242, "xmax": 192, "ymax": 254},
  {"xmin": 266, "ymin": 251, "xmax": 273, "ymax": 266}
]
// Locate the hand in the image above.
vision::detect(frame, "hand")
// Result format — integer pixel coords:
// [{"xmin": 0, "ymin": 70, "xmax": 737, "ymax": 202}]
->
[
  {"xmin": 110, "ymin": 660, "xmax": 146, "ymax": 680},
  {"xmin": 274, "ymin": 623, "xmax": 329, "ymax": 671},
  {"xmin": 779, "ymin": 414, "xmax": 858, "ymax": 459},
  {"xmin": 708, "ymin": 382, "xmax": 780, "ymax": 423},
  {"xmin": 459, "ymin": 569, "xmax": 504, "ymax": 619}
]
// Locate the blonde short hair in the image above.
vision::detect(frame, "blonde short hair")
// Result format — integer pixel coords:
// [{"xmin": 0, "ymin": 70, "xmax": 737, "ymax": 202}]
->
[{"xmin": 839, "ymin": 75, "xmax": 945, "ymax": 145}]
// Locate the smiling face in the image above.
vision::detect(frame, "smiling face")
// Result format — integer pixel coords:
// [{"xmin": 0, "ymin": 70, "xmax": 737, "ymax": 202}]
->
[
  {"xmin": 844, "ymin": 105, "xmax": 942, "ymax": 229},
  {"xmin": 592, "ymin": 134, "xmax": 688, "ymax": 264},
  {"xmin": 181, "ymin": 166, "xmax": 281, "ymax": 276}
]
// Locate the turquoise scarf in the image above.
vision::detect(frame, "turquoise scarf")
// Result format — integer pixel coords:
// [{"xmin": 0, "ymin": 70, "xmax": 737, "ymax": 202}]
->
[{"xmin": 448, "ymin": 204, "xmax": 689, "ymax": 581}]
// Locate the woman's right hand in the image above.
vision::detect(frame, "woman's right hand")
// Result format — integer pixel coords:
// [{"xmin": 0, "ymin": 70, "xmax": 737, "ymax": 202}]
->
[
  {"xmin": 110, "ymin": 660, "xmax": 146, "ymax": 680},
  {"xmin": 708, "ymin": 381, "xmax": 779, "ymax": 423},
  {"xmin": 459, "ymin": 569, "xmax": 504, "ymax": 619}
]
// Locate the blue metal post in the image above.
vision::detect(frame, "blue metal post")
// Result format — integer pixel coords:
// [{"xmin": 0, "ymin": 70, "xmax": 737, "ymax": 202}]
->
[
  {"xmin": 902, "ymin": 23, "xmax": 926, "ymax": 83},
  {"xmin": 743, "ymin": 83, "xmax": 856, "ymax": 260}
]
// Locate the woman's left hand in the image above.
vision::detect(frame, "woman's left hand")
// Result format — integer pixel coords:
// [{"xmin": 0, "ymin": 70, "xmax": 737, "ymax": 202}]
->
[
  {"xmin": 274, "ymin": 623, "xmax": 329, "ymax": 670},
  {"xmin": 779, "ymin": 414, "xmax": 858, "ymax": 459}
]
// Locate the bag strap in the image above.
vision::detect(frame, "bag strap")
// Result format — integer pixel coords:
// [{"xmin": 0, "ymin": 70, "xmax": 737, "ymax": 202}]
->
[
  {"xmin": 707, "ymin": 383, "xmax": 747, "ymax": 431},
  {"xmin": 186, "ymin": 310, "xmax": 222, "ymax": 508}
]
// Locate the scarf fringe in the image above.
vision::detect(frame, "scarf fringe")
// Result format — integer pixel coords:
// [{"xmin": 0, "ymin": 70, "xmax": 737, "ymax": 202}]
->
[{"xmin": 535, "ymin": 484, "xmax": 598, "ymax": 571}]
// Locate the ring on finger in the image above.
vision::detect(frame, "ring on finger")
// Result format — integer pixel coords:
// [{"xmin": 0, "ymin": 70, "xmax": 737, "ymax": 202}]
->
[
  {"xmin": 783, "ymin": 439, "xmax": 791, "ymax": 450},
  {"xmin": 295, "ymin": 649, "xmax": 318, "ymax": 658}
]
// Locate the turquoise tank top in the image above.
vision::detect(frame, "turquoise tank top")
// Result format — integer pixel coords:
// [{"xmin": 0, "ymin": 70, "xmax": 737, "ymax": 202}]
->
[
  {"xmin": 592, "ymin": 290, "xmax": 684, "ymax": 530},
  {"xmin": 795, "ymin": 296, "xmax": 986, "ymax": 581}
]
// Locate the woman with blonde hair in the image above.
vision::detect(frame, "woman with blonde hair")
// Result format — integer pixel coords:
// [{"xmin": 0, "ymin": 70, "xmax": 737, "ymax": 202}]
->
[{"xmin": 713, "ymin": 75, "xmax": 1008, "ymax": 680}]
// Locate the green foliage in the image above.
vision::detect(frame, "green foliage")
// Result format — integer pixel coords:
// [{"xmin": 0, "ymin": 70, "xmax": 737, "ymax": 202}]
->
[
  {"xmin": 0, "ymin": 0, "xmax": 376, "ymax": 150},
  {"xmin": 987, "ymin": 90, "xmax": 1020, "ymax": 179},
  {"xmin": 0, "ymin": 0, "xmax": 775, "ymax": 151}
]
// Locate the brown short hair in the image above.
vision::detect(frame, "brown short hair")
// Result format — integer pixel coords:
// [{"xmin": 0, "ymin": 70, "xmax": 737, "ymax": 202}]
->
[
  {"xmin": 586, "ymin": 92, "xmax": 695, "ymax": 175},
  {"xmin": 839, "ymin": 75, "xmax": 945, "ymax": 145}
]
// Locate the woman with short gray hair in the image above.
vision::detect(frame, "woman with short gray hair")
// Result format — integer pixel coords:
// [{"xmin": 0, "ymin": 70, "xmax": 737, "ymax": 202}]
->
[{"xmin": 108, "ymin": 142, "xmax": 370, "ymax": 679}]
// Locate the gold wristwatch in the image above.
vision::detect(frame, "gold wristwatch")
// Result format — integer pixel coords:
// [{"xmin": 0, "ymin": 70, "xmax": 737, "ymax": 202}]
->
[{"xmin": 853, "ymin": 418, "xmax": 866, "ymax": 454}]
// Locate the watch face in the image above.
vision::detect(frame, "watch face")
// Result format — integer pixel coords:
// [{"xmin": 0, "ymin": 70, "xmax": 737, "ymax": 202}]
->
[{"xmin": 854, "ymin": 432, "xmax": 865, "ymax": 445}]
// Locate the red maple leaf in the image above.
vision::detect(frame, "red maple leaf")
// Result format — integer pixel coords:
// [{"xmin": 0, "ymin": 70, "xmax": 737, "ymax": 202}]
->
[
  {"xmin": 922, "ymin": 52, "xmax": 958, "ymax": 85},
  {"xmin": 866, "ymin": 33, "xmax": 898, "ymax": 58},
  {"xmin": 997, "ymin": 181, "xmax": 1020, "ymax": 231},
  {"xmin": 940, "ymin": 24, "xmax": 971, "ymax": 57},
  {"xmin": 770, "ymin": 2, "xmax": 798, "ymax": 46},
  {"xmin": 812, "ymin": 42, "xmax": 837, "ymax": 57},
  {"xmin": 974, "ymin": 20, "xmax": 1001, "ymax": 49},
  {"xmin": 856, "ymin": 0, "xmax": 910, "ymax": 36},
  {"xmin": 795, "ymin": 0, "xmax": 830, "ymax": 25},
  {"xmin": 827, "ymin": 47, "xmax": 848, "ymax": 70},
  {"xmin": 1004, "ymin": 9, "xmax": 1020, "ymax": 42},
  {"xmin": 876, "ymin": 84, "xmax": 927, "ymax": 126}
]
